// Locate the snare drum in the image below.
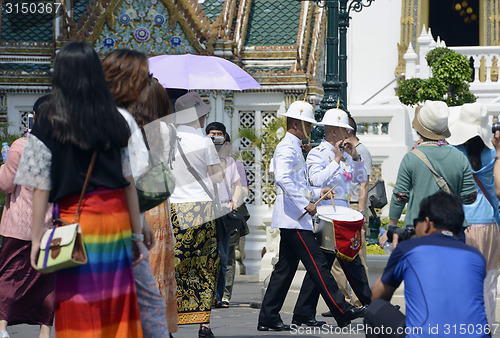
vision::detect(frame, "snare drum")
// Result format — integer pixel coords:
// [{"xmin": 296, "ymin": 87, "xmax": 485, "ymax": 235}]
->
[{"xmin": 315, "ymin": 205, "xmax": 364, "ymax": 258}]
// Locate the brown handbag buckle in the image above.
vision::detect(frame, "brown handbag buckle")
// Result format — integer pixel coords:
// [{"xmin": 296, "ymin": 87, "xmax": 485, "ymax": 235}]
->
[{"xmin": 50, "ymin": 238, "xmax": 62, "ymax": 259}]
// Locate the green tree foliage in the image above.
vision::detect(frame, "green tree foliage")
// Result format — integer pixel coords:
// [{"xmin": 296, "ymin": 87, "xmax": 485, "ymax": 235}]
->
[{"xmin": 397, "ymin": 47, "xmax": 476, "ymax": 107}]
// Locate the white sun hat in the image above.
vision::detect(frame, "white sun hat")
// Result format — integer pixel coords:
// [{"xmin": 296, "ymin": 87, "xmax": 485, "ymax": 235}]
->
[
  {"xmin": 318, "ymin": 108, "xmax": 353, "ymax": 130},
  {"xmin": 447, "ymin": 102, "xmax": 493, "ymax": 149},
  {"xmin": 412, "ymin": 100, "xmax": 451, "ymax": 140},
  {"xmin": 280, "ymin": 101, "xmax": 317, "ymax": 124}
]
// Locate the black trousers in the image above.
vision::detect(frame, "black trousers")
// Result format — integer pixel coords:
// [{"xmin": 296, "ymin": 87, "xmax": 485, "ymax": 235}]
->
[
  {"xmin": 364, "ymin": 299, "xmax": 406, "ymax": 338},
  {"xmin": 293, "ymin": 249, "xmax": 372, "ymax": 319},
  {"xmin": 258, "ymin": 228, "xmax": 353, "ymax": 325}
]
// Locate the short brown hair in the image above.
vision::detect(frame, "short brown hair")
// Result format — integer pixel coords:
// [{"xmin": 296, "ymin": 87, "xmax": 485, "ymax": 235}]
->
[{"xmin": 102, "ymin": 49, "xmax": 149, "ymax": 108}]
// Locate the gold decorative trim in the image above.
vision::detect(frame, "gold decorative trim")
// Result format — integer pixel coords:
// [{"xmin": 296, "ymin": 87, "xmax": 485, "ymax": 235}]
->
[
  {"xmin": 65, "ymin": 0, "xmax": 210, "ymax": 53},
  {"xmin": 308, "ymin": 6, "xmax": 325, "ymax": 81},
  {"xmin": 396, "ymin": 0, "xmax": 419, "ymax": 77},
  {"xmin": 237, "ymin": 0, "xmax": 252, "ymax": 56}
]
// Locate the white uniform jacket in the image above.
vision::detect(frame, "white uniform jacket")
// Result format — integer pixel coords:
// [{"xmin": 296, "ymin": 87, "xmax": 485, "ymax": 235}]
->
[
  {"xmin": 272, "ymin": 132, "xmax": 321, "ymax": 231},
  {"xmin": 306, "ymin": 139, "xmax": 367, "ymax": 207}
]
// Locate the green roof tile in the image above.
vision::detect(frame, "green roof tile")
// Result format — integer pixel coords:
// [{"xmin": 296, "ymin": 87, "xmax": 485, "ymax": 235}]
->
[
  {"xmin": 73, "ymin": 0, "xmax": 91, "ymax": 23},
  {"xmin": 245, "ymin": 0, "xmax": 301, "ymax": 46},
  {"xmin": 1, "ymin": 0, "xmax": 53, "ymax": 42},
  {"xmin": 200, "ymin": 0, "xmax": 224, "ymax": 22}
]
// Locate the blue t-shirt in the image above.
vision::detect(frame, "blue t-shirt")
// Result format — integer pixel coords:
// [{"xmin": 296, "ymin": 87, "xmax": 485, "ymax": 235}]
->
[{"xmin": 382, "ymin": 233, "xmax": 488, "ymax": 337}]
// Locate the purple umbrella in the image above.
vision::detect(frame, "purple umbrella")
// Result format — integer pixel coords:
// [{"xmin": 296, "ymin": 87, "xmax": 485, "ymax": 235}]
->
[{"xmin": 148, "ymin": 53, "xmax": 261, "ymax": 91}]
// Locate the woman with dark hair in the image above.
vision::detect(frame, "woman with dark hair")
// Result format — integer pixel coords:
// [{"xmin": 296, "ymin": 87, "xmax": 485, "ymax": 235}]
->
[
  {"xmin": 447, "ymin": 102, "xmax": 500, "ymax": 327},
  {"xmin": 129, "ymin": 78, "xmax": 179, "ymax": 335},
  {"xmin": 102, "ymin": 50, "xmax": 169, "ymax": 337},
  {"xmin": 0, "ymin": 95, "xmax": 54, "ymax": 338},
  {"xmin": 15, "ymin": 42, "xmax": 143, "ymax": 337}
]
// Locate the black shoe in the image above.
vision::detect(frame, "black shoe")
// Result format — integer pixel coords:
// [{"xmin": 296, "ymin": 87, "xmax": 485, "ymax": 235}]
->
[
  {"xmin": 336, "ymin": 305, "xmax": 367, "ymax": 328},
  {"xmin": 291, "ymin": 316, "xmax": 327, "ymax": 327},
  {"xmin": 257, "ymin": 321, "xmax": 291, "ymax": 331},
  {"xmin": 199, "ymin": 326, "xmax": 215, "ymax": 338},
  {"xmin": 321, "ymin": 311, "xmax": 333, "ymax": 317}
]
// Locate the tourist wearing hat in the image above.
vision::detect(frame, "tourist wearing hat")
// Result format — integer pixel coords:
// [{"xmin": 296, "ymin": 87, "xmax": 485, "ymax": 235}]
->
[
  {"xmin": 291, "ymin": 108, "xmax": 371, "ymax": 323},
  {"xmin": 380, "ymin": 100, "xmax": 477, "ymax": 250},
  {"xmin": 169, "ymin": 92, "xmax": 224, "ymax": 338},
  {"xmin": 447, "ymin": 102, "xmax": 500, "ymax": 327},
  {"xmin": 257, "ymin": 101, "xmax": 364, "ymax": 331}
]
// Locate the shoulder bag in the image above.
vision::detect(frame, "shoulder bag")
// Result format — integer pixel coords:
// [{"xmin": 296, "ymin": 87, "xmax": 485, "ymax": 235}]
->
[
  {"xmin": 135, "ymin": 126, "xmax": 175, "ymax": 213},
  {"xmin": 411, "ymin": 148, "xmax": 452, "ymax": 193},
  {"xmin": 176, "ymin": 138, "xmax": 247, "ymax": 240},
  {"xmin": 36, "ymin": 152, "xmax": 97, "ymax": 273},
  {"xmin": 176, "ymin": 137, "xmax": 228, "ymax": 241}
]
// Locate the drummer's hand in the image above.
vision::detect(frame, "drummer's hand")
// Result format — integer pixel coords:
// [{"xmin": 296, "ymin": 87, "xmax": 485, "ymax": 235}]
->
[
  {"xmin": 320, "ymin": 187, "xmax": 335, "ymax": 199},
  {"xmin": 333, "ymin": 140, "xmax": 345, "ymax": 162},
  {"xmin": 301, "ymin": 139, "xmax": 312, "ymax": 153},
  {"xmin": 305, "ymin": 202, "xmax": 317, "ymax": 216},
  {"xmin": 343, "ymin": 139, "xmax": 354, "ymax": 155}
]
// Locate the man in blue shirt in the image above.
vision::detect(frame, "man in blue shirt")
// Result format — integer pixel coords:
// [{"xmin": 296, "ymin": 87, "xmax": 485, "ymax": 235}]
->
[{"xmin": 366, "ymin": 191, "xmax": 489, "ymax": 338}]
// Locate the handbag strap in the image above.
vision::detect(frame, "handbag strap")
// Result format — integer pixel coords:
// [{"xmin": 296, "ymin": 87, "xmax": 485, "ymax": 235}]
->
[
  {"xmin": 73, "ymin": 152, "xmax": 98, "ymax": 223},
  {"xmin": 411, "ymin": 148, "xmax": 452, "ymax": 194},
  {"xmin": 42, "ymin": 152, "xmax": 96, "ymax": 269},
  {"xmin": 472, "ymin": 173, "xmax": 491, "ymax": 204},
  {"xmin": 176, "ymin": 137, "xmax": 215, "ymax": 200}
]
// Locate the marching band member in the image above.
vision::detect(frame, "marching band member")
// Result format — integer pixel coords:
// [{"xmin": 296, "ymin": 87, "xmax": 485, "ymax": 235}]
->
[
  {"xmin": 292, "ymin": 107, "xmax": 371, "ymax": 323},
  {"xmin": 257, "ymin": 101, "xmax": 364, "ymax": 331}
]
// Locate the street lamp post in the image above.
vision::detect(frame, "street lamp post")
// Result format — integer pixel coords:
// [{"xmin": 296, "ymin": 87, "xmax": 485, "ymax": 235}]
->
[{"xmin": 301, "ymin": 0, "xmax": 374, "ymax": 144}]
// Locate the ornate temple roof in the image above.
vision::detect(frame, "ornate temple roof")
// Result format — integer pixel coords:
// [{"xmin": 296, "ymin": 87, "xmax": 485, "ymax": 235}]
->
[{"xmin": 0, "ymin": 0, "xmax": 326, "ymax": 97}]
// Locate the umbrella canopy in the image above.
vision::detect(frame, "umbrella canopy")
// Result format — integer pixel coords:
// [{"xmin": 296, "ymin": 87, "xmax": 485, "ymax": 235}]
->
[{"xmin": 148, "ymin": 53, "xmax": 261, "ymax": 91}]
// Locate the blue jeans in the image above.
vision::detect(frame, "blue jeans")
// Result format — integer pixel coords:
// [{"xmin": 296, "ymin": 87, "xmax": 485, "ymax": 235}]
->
[
  {"xmin": 133, "ymin": 242, "xmax": 168, "ymax": 337},
  {"xmin": 216, "ymin": 232, "xmax": 231, "ymax": 301}
]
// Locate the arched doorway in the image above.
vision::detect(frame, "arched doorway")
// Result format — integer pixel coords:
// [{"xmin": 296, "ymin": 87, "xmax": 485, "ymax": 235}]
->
[{"xmin": 428, "ymin": 0, "xmax": 479, "ymax": 46}]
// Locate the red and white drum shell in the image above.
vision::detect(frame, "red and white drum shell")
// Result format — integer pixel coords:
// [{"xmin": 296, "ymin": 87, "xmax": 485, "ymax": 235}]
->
[{"xmin": 315, "ymin": 205, "xmax": 363, "ymax": 252}]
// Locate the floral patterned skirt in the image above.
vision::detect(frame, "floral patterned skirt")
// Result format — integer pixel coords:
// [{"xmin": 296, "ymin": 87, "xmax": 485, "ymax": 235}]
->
[
  {"xmin": 170, "ymin": 201, "xmax": 219, "ymax": 325},
  {"xmin": 146, "ymin": 200, "xmax": 178, "ymax": 333}
]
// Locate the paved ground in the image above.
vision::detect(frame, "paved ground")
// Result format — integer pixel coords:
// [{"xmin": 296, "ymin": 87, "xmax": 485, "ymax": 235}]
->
[{"xmin": 10, "ymin": 275, "xmax": 500, "ymax": 337}]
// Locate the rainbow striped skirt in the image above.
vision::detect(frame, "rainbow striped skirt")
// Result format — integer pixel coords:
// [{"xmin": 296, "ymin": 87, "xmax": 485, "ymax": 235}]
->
[{"xmin": 54, "ymin": 188, "xmax": 142, "ymax": 337}]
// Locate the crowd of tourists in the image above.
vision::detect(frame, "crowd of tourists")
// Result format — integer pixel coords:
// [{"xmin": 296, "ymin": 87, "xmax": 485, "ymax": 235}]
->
[{"xmin": 0, "ymin": 40, "xmax": 498, "ymax": 338}]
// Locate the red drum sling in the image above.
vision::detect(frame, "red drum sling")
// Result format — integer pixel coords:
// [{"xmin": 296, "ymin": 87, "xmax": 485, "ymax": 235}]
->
[{"xmin": 315, "ymin": 205, "xmax": 364, "ymax": 261}]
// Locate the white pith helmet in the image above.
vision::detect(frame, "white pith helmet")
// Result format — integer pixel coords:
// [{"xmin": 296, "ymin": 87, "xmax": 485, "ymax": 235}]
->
[
  {"xmin": 280, "ymin": 101, "xmax": 317, "ymax": 124},
  {"xmin": 318, "ymin": 108, "xmax": 353, "ymax": 130}
]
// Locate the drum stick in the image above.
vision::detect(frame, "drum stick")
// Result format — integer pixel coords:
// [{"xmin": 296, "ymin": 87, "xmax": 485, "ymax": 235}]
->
[{"xmin": 298, "ymin": 184, "xmax": 338, "ymax": 220}]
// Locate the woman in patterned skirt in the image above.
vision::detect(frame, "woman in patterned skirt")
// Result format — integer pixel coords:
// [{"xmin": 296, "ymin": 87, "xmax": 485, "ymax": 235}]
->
[
  {"xmin": 129, "ymin": 77, "xmax": 179, "ymax": 334},
  {"xmin": 169, "ymin": 92, "xmax": 223, "ymax": 338},
  {"xmin": 16, "ymin": 42, "xmax": 143, "ymax": 338}
]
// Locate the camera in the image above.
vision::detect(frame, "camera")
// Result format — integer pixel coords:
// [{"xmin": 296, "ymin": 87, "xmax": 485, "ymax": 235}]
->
[
  {"xmin": 492, "ymin": 122, "xmax": 500, "ymax": 134},
  {"xmin": 211, "ymin": 136, "xmax": 225, "ymax": 145},
  {"xmin": 387, "ymin": 226, "xmax": 415, "ymax": 243}
]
